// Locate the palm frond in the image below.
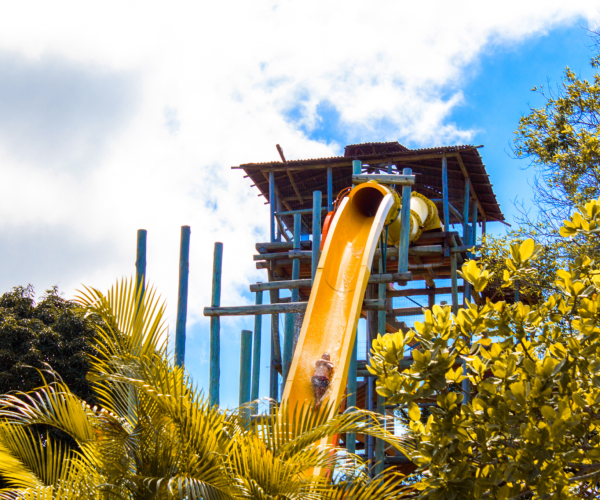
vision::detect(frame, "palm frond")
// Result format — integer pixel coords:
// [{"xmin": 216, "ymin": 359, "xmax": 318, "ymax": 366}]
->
[
  {"xmin": 76, "ymin": 277, "xmax": 168, "ymax": 360},
  {"xmin": 0, "ymin": 379, "xmax": 95, "ymax": 444}
]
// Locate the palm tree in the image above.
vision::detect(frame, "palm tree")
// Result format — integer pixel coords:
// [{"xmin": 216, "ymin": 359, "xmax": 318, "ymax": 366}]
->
[{"xmin": 0, "ymin": 279, "xmax": 415, "ymax": 499}]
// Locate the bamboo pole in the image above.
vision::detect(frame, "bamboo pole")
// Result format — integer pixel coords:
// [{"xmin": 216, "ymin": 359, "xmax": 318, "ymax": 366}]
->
[
  {"xmin": 251, "ymin": 291, "xmax": 262, "ymax": 402},
  {"xmin": 209, "ymin": 242, "xmax": 223, "ymax": 406},
  {"xmin": 175, "ymin": 226, "xmax": 190, "ymax": 368},
  {"xmin": 239, "ymin": 330, "xmax": 253, "ymax": 406}
]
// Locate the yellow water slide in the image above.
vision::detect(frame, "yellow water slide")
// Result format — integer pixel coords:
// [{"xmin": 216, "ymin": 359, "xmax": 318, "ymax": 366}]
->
[{"xmin": 281, "ymin": 181, "xmax": 399, "ymax": 417}]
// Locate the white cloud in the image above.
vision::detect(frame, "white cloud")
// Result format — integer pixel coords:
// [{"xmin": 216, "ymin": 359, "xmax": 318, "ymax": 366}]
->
[{"xmin": 0, "ymin": 0, "xmax": 597, "ymax": 399}]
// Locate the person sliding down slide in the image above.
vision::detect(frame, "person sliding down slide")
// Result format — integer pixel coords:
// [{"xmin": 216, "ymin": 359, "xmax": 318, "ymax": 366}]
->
[{"xmin": 311, "ymin": 353, "xmax": 334, "ymax": 409}]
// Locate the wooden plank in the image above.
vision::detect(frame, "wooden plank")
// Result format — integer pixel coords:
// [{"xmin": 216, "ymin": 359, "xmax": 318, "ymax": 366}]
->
[
  {"xmin": 387, "ymin": 286, "xmax": 464, "ymax": 298},
  {"xmin": 456, "ymin": 152, "xmax": 486, "ymax": 219},
  {"xmin": 249, "ymin": 272, "xmax": 413, "ymax": 292},
  {"xmin": 352, "ymin": 173, "xmax": 415, "ymax": 185},
  {"xmin": 253, "ymin": 250, "xmax": 312, "ymax": 261},
  {"xmin": 256, "ymin": 245, "xmax": 446, "ymax": 261},
  {"xmin": 203, "ymin": 299, "xmax": 386, "ymax": 317},
  {"xmin": 256, "ymin": 241, "xmax": 312, "ymax": 253},
  {"xmin": 388, "ymin": 307, "xmax": 424, "ymax": 317}
]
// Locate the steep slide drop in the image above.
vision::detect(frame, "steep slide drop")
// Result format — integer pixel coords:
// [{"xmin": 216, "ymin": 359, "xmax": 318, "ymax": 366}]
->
[{"xmin": 281, "ymin": 181, "xmax": 399, "ymax": 419}]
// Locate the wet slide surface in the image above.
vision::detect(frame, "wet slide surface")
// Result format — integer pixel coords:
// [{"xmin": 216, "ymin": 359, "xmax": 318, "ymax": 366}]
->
[{"xmin": 281, "ymin": 183, "xmax": 395, "ymax": 421}]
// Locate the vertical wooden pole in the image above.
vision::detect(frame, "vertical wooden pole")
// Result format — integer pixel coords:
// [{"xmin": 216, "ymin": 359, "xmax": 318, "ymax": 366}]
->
[
  {"xmin": 311, "ymin": 191, "xmax": 322, "ymax": 281},
  {"xmin": 442, "ymin": 154, "xmax": 450, "ymax": 230},
  {"xmin": 346, "ymin": 337, "xmax": 357, "ymax": 454},
  {"xmin": 269, "ymin": 171, "xmax": 276, "ymax": 242},
  {"xmin": 327, "ymin": 167, "xmax": 333, "ymax": 212},
  {"xmin": 375, "ymin": 257, "xmax": 386, "ymax": 476},
  {"xmin": 251, "ymin": 291, "xmax": 262, "ymax": 402},
  {"xmin": 482, "ymin": 217, "xmax": 487, "ymax": 236},
  {"xmin": 135, "ymin": 229, "xmax": 147, "ymax": 297},
  {"xmin": 471, "ymin": 200, "xmax": 478, "ymax": 246},
  {"xmin": 175, "ymin": 226, "xmax": 190, "ymax": 368},
  {"xmin": 209, "ymin": 242, "xmax": 223, "ymax": 406},
  {"xmin": 398, "ymin": 168, "xmax": 412, "ymax": 273},
  {"xmin": 282, "ymin": 313, "xmax": 294, "ymax": 390},
  {"xmin": 352, "ymin": 159, "xmax": 362, "ymax": 176},
  {"xmin": 269, "ymin": 285, "xmax": 280, "ymax": 402},
  {"xmin": 428, "ymin": 284, "xmax": 436, "ymax": 309},
  {"xmin": 239, "ymin": 330, "xmax": 253, "ymax": 406},
  {"xmin": 451, "ymin": 252, "xmax": 458, "ymax": 316},
  {"xmin": 276, "ymin": 196, "xmax": 283, "ymax": 242},
  {"xmin": 283, "ymin": 214, "xmax": 302, "ymax": 390}
]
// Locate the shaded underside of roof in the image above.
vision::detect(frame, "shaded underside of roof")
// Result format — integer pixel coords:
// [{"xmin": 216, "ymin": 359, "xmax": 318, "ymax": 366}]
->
[{"xmin": 233, "ymin": 143, "xmax": 504, "ymax": 228}]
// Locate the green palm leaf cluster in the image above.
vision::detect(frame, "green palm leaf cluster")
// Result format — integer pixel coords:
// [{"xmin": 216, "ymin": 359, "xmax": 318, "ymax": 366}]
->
[{"xmin": 0, "ymin": 279, "xmax": 414, "ymax": 499}]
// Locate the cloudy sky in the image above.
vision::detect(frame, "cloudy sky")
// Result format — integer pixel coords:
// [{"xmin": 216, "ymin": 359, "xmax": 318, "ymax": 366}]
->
[{"xmin": 0, "ymin": 1, "xmax": 598, "ymax": 407}]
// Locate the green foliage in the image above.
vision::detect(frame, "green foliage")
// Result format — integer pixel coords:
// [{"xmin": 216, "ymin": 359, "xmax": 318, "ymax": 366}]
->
[
  {"xmin": 0, "ymin": 285, "xmax": 100, "ymax": 405},
  {"xmin": 479, "ymin": 35, "xmax": 600, "ymax": 301},
  {"xmin": 0, "ymin": 278, "xmax": 415, "ymax": 499},
  {"xmin": 368, "ymin": 198, "xmax": 600, "ymax": 499}
]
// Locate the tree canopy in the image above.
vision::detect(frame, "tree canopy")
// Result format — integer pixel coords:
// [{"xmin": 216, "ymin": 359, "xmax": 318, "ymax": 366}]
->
[
  {"xmin": 368, "ymin": 200, "xmax": 600, "ymax": 499},
  {"xmin": 0, "ymin": 285, "xmax": 100, "ymax": 405}
]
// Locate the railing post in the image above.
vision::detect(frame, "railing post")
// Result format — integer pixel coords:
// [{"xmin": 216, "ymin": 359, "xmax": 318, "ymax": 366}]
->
[
  {"xmin": 251, "ymin": 291, "xmax": 263, "ymax": 402},
  {"xmin": 311, "ymin": 191, "xmax": 322, "ymax": 282},
  {"xmin": 175, "ymin": 226, "xmax": 190, "ymax": 368},
  {"xmin": 239, "ymin": 330, "xmax": 253, "ymax": 406},
  {"xmin": 209, "ymin": 242, "xmax": 223, "ymax": 406},
  {"xmin": 398, "ymin": 168, "xmax": 412, "ymax": 273},
  {"xmin": 442, "ymin": 154, "xmax": 450, "ymax": 230}
]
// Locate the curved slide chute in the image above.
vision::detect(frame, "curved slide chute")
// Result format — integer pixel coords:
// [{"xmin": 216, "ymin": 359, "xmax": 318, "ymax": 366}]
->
[{"xmin": 281, "ymin": 181, "xmax": 398, "ymax": 424}]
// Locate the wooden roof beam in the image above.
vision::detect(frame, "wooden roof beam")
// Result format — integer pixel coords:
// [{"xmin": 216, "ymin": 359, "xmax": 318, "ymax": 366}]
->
[{"xmin": 456, "ymin": 152, "xmax": 486, "ymax": 220}]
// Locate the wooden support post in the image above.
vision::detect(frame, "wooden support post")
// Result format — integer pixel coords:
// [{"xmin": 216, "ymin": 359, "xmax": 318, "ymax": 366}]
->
[
  {"xmin": 269, "ymin": 285, "xmax": 280, "ymax": 402},
  {"xmin": 346, "ymin": 336, "xmax": 357, "ymax": 454},
  {"xmin": 398, "ymin": 168, "xmax": 412, "ymax": 273},
  {"xmin": 442, "ymin": 153, "xmax": 450, "ymax": 230},
  {"xmin": 327, "ymin": 166, "xmax": 333, "ymax": 212},
  {"xmin": 269, "ymin": 171, "xmax": 276, "ymax": 242},
  {"xmin": 276, "ymin": 196, "xmax": 283, "ymax": 242},
  {"xmin": 471, "ymin": 199, "xmax": 478, "ymax": 246},
  {"xmin": 209, "ymin": 242, "xmax": 223, "ymax": 407},
  {"xmin": 311, "ymin": 191, "xmax": 322, "ymax": 282},
  {"xmin": 282, "ymin": 312, "xmax": 294, "ymax": 391},
  {"xmin": 135, "ymin": 229, "xmax": 147, "ymax": 296},
  {"xmin": 239, "ymin": 330, "xmax": 253, "ymax": 406},
  {"xmin": 251, "ymin": 291, "xmax": 262, "ymax": 402},
  {"xmin": 482, "ymin": 217, "xmax": 487, "ymax": 236},
  {"xmin": 282, "ymin": 216, "xmax": 300, "ymax": 387},
  {"xmin": 451, "ymin": 252, "xmax": 458, "ymax": 316},
  {"xmin": 352, "ymin": 159, "xmax": 362, "ymax": 176},
  {"xmin": 175, "ymin": 226, "xmax": 190, "ymax": 368},
  {"xmin": 427, "ymin": 284, "xmax": 436, "ymax": 309},
  {"xmin": 375, "ymin": 258, "xmax": 386, "ymax": 476}
]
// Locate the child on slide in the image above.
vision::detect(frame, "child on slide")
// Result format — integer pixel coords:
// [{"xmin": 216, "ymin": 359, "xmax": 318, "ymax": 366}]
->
[{"xmin": 311, "ymin": 353, "xmax": 334, "ymax": 409}]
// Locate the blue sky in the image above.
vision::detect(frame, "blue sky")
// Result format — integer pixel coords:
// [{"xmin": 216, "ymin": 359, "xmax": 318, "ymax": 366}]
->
[{"xmin": 0, "ymin": 2, "xmax": 598, "ymax": 408}]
